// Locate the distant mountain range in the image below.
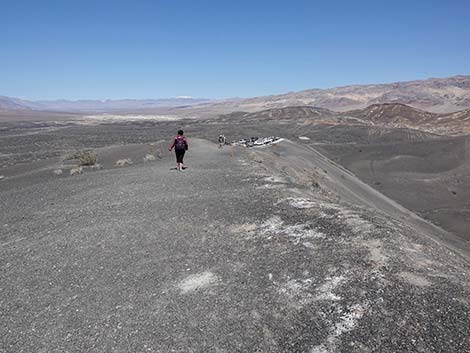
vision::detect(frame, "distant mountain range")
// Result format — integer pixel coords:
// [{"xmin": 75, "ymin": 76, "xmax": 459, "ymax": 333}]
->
[
  {"xmin": 2, "ymin": 75, "xmax": 470, "ymax": 114},
  {"xmin": 203, "ymin": 75, "xmax": 470, "ymax": 114},
  {"xmin": 0, "ymin": 96, "xmax": 211, "ymax": 112}
]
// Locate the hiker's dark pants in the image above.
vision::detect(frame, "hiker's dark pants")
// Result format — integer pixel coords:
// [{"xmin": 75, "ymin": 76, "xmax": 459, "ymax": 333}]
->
[{"xmin": 175, "ymin": 150, "xmax": 185, "ymax": 164}]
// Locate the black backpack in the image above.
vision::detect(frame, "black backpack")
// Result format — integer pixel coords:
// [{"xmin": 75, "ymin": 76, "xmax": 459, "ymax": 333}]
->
[{"xmin": 175, "ymin": 137, "xmax": 187, "ymax": 151}]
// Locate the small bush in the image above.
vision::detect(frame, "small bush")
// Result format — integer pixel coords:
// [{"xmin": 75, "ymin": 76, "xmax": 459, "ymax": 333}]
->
[
  {"xmin": 143, "ymin": 154, "xmax": 156, "ymax": 162},
  {"xmin": 148, "ymin": 143, "xmax": 162, "ymax": 159},
  {"xmin": 115, "ymin": 159, "xmax": 132, "ymax": 167},
  {"xmin": 70, "ymin": 166, "xmax": 83, "ymax": 176},
  {"xmin": 66, "ymin": 150, "xmax": 97, "ymax": 166}
]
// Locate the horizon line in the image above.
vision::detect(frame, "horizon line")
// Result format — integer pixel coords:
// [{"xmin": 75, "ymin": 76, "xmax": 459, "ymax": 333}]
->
[{"xmin": 2, "ymin": 74, "xmax": 469, "ymax": 102}]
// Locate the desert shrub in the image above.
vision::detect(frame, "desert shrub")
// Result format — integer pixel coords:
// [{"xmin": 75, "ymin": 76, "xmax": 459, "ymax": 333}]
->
[
  {"xmin": 70, "ymin": 166, "xmax": 83, "ymax": 176},
  {"xmin": 148, "ymin": 143, "xmax": 162, "ymax": 159},
  {"xmin": 143, "ymin": 154, "xmax": 156, "ymax": 162},
  {"xmin": 115, "ymin": 159, "xmax": 132, "ymax": 167},
  {"xmin": 66, "ymin": 150, "xmax": 97, "ymax": 166}
]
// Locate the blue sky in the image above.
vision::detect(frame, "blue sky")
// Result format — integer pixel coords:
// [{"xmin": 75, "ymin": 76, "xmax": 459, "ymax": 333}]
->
[{"xmin": 1, "ymin": 0, "xmax": 469, "ymax": 100}]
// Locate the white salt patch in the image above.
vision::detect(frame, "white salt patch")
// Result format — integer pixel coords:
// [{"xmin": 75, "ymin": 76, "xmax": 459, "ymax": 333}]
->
[
  {"xmin": 84, "ymin": 114, "xmax": 181, "ymax": 122},
  {"xmin": 178, "ymin": 271, "xmax": 220, "ymax": 294}
]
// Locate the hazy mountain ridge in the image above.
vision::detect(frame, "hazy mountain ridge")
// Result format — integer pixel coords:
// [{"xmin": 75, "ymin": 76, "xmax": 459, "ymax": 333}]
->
[
  {"xmin": 2, "ymin": 75, "xmax": 470, "ymax": 114},
  {"xmin": 0, "ymin": 96, "xmax": 211, "ymax": 112},
  {"xmin": 200, "ymin": 75, "xmax": 470, "ymax": 114}
]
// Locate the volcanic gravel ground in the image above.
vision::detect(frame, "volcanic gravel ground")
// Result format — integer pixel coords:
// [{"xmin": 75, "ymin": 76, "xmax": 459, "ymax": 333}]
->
[{"xmin": 1, "ymin": 138, "xmax": 470, "ymax": 352}]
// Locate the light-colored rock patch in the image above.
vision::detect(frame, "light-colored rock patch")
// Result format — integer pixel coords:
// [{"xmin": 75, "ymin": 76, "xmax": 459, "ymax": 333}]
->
[
  {"xmin": 338, "ymin": 209, "xmax": 374, "ymax": 233},
  {"xmin": 285, "ymin": 197, "xmax": 318, "ymax": 209},
  {"xmin": 399, "ymin": 272, "xmax": 432, "ymax": 287},
  {"xmin": 256, "ymin": 183, "xmax": 284, "ymax": 190},
  {"xmin": 178, "ymin": 271, "xmax": 220, "ymax": 294},
  {"xmin": 260, "ymin": 216, "xmax": 325, "ymax": 241},
  {"xmin": 314, "ymin": 276, "xmax": 345, "ymax": 301},
  {"xmin": 263, "ymin": 176, "xmax": 287, "ymax": 184},
  {"xmin": 230, "ymin": 223, "xmax": 258, "ymax": 234},
  {"xmin": 311, "ymin": 303, "xmax": 367, "ymax": 353}
]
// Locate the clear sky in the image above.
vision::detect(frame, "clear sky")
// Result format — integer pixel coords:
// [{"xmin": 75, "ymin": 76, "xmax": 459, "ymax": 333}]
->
[{"xmin": 2, "ymin": 0, "xmax": 470, "ymax": 100}]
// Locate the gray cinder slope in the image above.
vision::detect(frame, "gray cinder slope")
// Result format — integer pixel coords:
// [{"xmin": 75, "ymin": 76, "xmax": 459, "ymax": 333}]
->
[{"xmin": 1, "ymin": 139, "xmax": 469, "ymax": 352}]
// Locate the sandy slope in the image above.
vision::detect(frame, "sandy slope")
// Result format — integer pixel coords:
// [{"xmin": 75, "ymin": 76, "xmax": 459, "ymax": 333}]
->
[{"xmin": 1, "ymin": 139, "xmax": 470, "ymax": 352}]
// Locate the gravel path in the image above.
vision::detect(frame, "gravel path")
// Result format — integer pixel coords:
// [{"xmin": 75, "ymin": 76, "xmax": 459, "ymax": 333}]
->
[{"xmin": 1, "ymin": 139, "xmax": 470, "ymax": 353}]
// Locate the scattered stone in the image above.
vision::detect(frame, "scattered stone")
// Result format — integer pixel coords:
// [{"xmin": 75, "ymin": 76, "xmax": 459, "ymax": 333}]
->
[
  {"xmin": 115, "ymin": 159, "xmax": 133, "ymax": 167},
  {"xmin": 299, "ymin": 136, "xmax": 310, "ymax": 140},
  {"xmin": 70, "ymin": 166, "xmax": 83, "ymax": 176},
  {"xmin": 53, "ymin": 169, "xmax": 63, "ymax": 176},
  {"xmin": 0, "ymin": 175, "xmax": 5, "ymax": 180}
]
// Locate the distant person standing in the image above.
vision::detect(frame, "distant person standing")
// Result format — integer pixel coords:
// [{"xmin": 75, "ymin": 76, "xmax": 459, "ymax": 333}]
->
[
  {"xmin": 218, "ymin": 134, "xmax": 226, "ymax": 148},
  {"xmin": 168, "ymin": 130, "xmax": 189, "ymax": 171}
]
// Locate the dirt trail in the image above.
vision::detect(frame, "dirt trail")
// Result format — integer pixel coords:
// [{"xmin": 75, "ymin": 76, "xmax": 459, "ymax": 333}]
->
[{"xmin": 1, "ymin": 139, "xmax": 470, "ymax": 353}]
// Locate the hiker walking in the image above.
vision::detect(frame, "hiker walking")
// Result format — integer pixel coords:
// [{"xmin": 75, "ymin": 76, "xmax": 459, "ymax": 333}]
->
[
  {"xmin": 218, "ymin": 134, "xmax": 226, "ymax": 148},
  {"xmin": 168, "ymin": 129, "xmax": 189, "ymax": 171}
]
